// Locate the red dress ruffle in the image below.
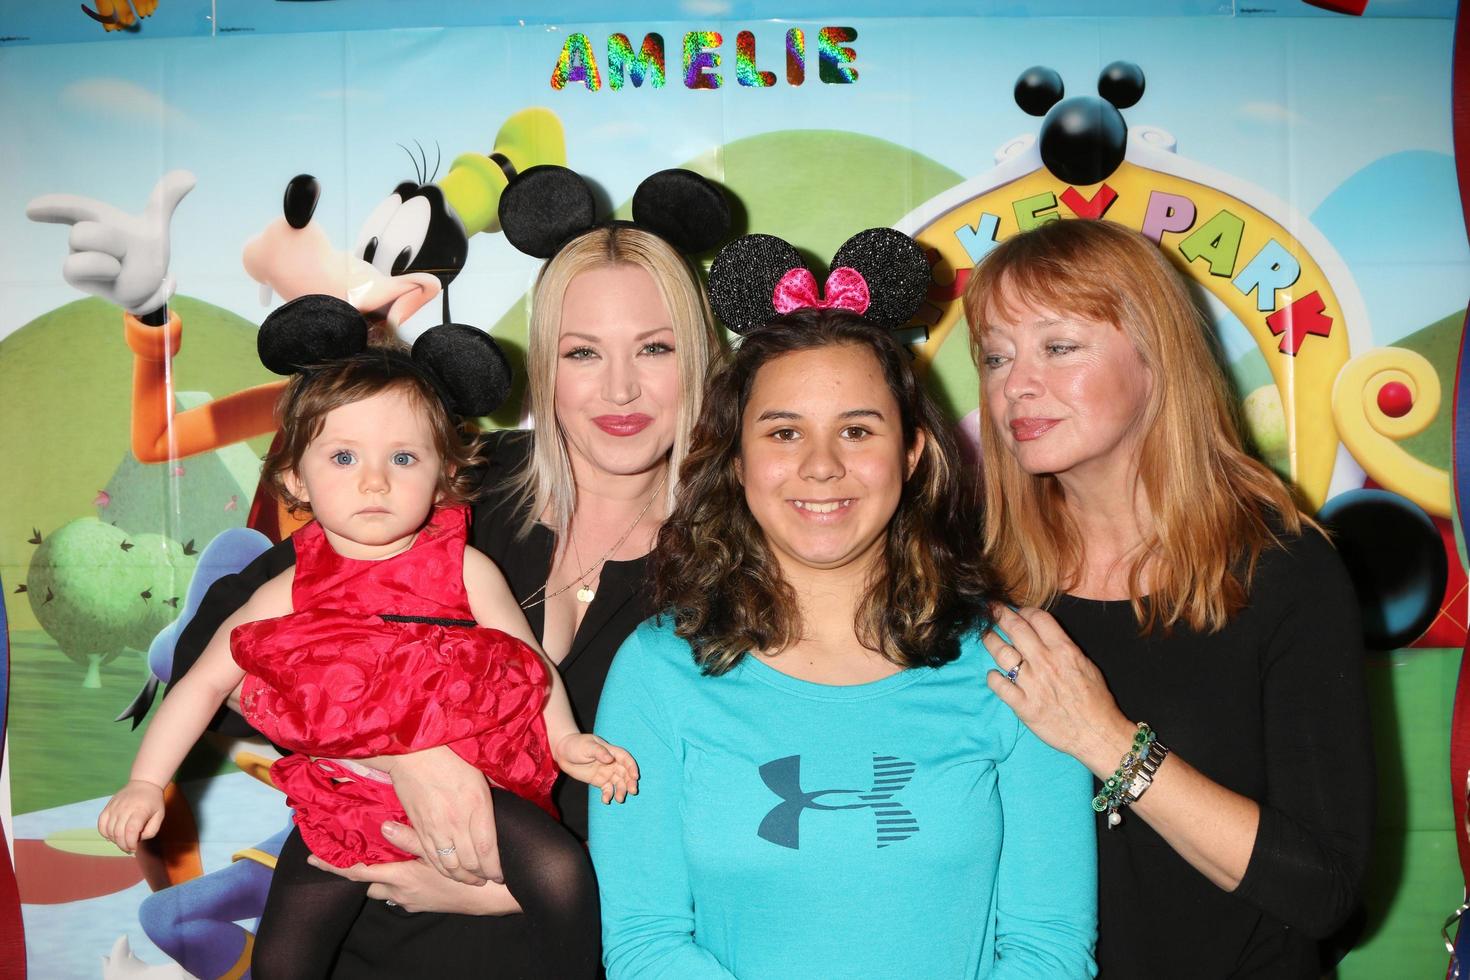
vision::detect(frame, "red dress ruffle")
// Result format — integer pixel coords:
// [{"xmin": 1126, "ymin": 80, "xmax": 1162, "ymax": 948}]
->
[{"xmin": 232, "ymin": 505, "xmax": 557, "ymax": 867}]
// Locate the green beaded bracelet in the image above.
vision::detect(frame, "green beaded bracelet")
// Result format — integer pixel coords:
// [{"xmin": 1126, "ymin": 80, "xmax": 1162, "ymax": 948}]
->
[{"xmin": 1091, "ymin": 723, "xmax": 1156, "ymax": 825}]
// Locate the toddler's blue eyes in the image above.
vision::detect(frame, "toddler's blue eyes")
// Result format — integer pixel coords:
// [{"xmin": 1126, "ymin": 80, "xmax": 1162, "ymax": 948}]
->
[{"xmin": 329, "ymin": 450, "xmax": 415, "ymax": 465}]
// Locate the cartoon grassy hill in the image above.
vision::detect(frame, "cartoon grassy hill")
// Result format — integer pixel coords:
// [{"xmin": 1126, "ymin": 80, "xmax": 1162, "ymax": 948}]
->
[{"xmin": 1, "ymin": 295, "xmax": 276, "ymax": 632}]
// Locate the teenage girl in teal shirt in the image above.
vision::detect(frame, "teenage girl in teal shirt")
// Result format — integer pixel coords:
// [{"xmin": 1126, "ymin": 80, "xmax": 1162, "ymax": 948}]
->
[{"xmin": 590, "ymin": 307, "xmax": 1096, "ymax": 979}]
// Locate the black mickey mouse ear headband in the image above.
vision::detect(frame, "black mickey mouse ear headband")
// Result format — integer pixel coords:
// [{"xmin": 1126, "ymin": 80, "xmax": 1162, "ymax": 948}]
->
[
  {"xmin": 706, "ymin": 227, "xmax": 931, "ymax": 335},
  {"xmin": 497, "ymin": 165, "xmax": 730, "ymax": 259},
  {"xmin": 258, "ymin": 294, "xmax": 513, "ymax": 418}
]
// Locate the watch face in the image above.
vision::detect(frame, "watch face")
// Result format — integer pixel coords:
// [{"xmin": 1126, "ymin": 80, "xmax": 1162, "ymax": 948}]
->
[{"xmin": 1125, "ymin": 743, "xmax": 1169, "ymax": 800}]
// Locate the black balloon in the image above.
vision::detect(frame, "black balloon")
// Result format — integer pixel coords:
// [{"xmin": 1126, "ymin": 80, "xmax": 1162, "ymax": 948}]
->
[
  {"xmin": 1014, "ymin": 66, "xmax": 1064, "ymax": 117},
  {"xmin": 1097, "ymin": 61, "xmax": 1145, "ymax": 110},
  {"xmin": 1018, "ymin": 61, "xmax": 1144, "ymax": 187},
  {"xmin": 1038, "ymin": 96, "xmax": 1129, "ymax": 188},
  {"xmin": 1317, "ymin": 488, "xmax": 1448, "ymax": 651}
]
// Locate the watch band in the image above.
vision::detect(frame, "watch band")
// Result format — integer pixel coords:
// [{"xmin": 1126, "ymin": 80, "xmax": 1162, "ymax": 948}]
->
[{"xmin": 1124, "ymin": 739, "xmax": 1170, "ymax": 802}]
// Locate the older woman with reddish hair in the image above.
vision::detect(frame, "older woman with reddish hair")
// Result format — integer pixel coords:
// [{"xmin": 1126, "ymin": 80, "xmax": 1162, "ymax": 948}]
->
[{"xmin": 963, "ymin": 218, "xmax": 1374, "ymax": 978}]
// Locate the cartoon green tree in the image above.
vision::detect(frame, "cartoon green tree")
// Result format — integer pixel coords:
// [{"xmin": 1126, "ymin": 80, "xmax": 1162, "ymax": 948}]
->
[
  {"xmin": 25, "ymin": 519, "xmax": 195, "ymax": 688},
  {"xmin": 125, "ymin": 531, "xmax": 197, "ymax": 649}
]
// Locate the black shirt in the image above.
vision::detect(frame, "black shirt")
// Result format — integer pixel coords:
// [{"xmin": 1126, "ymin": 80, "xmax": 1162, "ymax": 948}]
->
[
  {"xmin": 1050, "ymin": 528, "xmax": 1374, "ymax": 979},
  {"xmin": 465, "ymin": 430, "xmax": 655, "ymax": 841}
]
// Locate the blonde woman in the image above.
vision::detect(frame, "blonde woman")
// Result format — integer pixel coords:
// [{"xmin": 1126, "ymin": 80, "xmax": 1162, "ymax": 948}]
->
[
  {"xmin": 964, "ymin": 218, "xmax": 1373, "ymax": 979},
  {"xmin": 172, "ymin": 214, "xmax": 723, "ymax": 977}
]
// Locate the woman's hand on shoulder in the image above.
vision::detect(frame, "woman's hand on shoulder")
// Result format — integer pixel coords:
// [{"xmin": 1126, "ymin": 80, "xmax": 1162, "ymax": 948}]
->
[
  {"xmin": 982, "ymin": 606, "xmax": 1136, "ymax": 775},
  {"xmin": 307, "ymin": 822, "xmax": 523, "ymax": 916}
]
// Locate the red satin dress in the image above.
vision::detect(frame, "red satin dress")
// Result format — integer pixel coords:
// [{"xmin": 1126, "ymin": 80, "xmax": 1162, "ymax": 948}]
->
[{"xmin": 232, "ymin": 505, "xmax": 558, "ymax": 868}]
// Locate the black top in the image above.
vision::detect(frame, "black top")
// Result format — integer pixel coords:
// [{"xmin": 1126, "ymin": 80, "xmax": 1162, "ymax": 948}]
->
[
  {"xmin": 465, "ymin": 430, "xmax": 655, "ymax": 841},
  {"xmin": 171, "ymin": 428, "xmax": 655, "ymax": 842},
  {"xmin": 1049, "ymin": 528, "xmax": 1374, "ymax": 979}
]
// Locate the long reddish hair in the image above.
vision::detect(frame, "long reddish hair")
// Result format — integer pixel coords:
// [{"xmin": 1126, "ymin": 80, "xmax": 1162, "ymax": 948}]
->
[{"xmin": 963, "ymin": 219, "xmax": 1307, "ymax": 632}]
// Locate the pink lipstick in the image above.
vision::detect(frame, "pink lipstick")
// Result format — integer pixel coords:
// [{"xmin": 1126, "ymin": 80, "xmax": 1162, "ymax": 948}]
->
[
  {"xmin": 1010, "ymin": 418, "xmax": 1060, "ymax": 441},
  {"xmin": 593, "ymin": 414, "xmax": 653, "ymax": 437}
]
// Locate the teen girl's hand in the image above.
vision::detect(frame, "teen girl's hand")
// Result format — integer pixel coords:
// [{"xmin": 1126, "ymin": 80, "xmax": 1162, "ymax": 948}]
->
[
  {"xmin": 373, "ymin": 746, "xmax": 504, "ymax": 885},
  {"xmin": 98, "ymin": 779, "xmax": 166, "ymax": 854},
  {"xmin": 982, "ymin": 605, "xmax": 1138, "ymax": 776},
  {"xmin": 553, "ymin": 733, "xmax": 640, "ymax": 804},
  {"xmin": 308, "ymin": 823, "xmax": 524, "ymax": 916}
]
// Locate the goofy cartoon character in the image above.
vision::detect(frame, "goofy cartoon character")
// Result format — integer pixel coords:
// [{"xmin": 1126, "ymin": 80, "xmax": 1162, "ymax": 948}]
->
[{"xmin": 28, "ymin": 106, "xmax": 562, "ymax": 541}]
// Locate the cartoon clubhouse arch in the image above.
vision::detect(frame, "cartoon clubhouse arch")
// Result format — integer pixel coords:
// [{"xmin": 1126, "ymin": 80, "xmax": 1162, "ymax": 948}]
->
[{"xmin": 895, "ymin": 61, "xmax": 1448, "ymax": 522}]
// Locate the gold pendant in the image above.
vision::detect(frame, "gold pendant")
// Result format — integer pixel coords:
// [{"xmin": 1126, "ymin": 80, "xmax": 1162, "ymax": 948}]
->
[{"xmin": 576, "ymin": 586, "xmax": 596, "ymax": 603}]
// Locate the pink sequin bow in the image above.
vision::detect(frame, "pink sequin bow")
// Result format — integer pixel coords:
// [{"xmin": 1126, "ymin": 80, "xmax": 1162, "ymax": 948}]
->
[{"xmin": 772, "ymin": 266, "xmax": 871, "ymax": 316}]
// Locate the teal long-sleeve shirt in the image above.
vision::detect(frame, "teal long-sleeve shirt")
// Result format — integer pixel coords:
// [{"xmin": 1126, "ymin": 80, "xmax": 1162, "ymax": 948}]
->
[{"xmin": 589, "ymin": 618, "xmax": 1098, "ymax": 979}]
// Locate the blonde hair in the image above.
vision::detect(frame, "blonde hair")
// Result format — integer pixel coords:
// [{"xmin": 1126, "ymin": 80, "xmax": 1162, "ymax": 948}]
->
[
  {"xmin": 512, "ymin": 224, "xmax": 721, "ymax": 536},
  {"xmin": 962, "ymin": 219, "xmax": 1306, "ymax": 633}
]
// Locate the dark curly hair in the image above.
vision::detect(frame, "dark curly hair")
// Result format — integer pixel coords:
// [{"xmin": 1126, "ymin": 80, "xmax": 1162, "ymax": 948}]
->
[
  {"xmin": 261, "ymin": 348, "xmax": 485, "ymax": 517},
  {"xmin": 653, "ymin": 307, "xmax": 1003, "ymax": 675}
]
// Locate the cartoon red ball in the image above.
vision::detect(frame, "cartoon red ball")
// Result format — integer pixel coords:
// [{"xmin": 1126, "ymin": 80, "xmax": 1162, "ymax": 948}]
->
[{"xmin": 1376, "ymin": 381, "xmax": 1413, "ymax": 419}]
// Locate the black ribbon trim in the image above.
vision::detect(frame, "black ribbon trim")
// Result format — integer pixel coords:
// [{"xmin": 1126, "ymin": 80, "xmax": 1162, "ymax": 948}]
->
[{"xmin": 379, "ymin": 613, "xmax": 478, "ymax": 627}]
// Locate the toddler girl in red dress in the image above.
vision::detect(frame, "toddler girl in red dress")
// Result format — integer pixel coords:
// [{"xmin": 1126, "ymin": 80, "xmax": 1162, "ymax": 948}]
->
[{"xmin": 100, "ymin": 307, "xmax": 636, "ymax": 979}]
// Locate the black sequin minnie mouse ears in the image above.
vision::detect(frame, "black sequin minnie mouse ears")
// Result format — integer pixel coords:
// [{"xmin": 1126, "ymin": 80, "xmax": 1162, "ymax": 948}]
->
[
  {"xmin": 497, "ymin": 165, "xmax": 730, "ymax": 259},
  {"xmin": 257, "ymin": 294, "xmax": 513, "ymax": 418},
  {"xmin": 706, "ymin": 228, "xmax": 931, "ymax": 335}
]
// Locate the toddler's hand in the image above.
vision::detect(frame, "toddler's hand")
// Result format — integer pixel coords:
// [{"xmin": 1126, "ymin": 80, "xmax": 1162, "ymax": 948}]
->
[
  {"xmin": 98, "ymin": 779, "xmax": 166, "ymax": 853},
  {"xmin": 553, "ymin": 734, "xmax": 640, "ymax": 804}
]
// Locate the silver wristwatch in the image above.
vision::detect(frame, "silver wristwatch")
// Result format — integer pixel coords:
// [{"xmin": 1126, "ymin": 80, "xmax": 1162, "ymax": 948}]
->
[{"xmin": 1124, "ymin": 739, "xmax": 1170, "ymax": 802}]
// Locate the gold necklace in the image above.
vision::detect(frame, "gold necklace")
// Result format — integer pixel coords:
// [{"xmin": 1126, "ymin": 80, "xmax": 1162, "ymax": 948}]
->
[
  {"xmin": 519, "ymin": 472, "xmax": 666, "ymax": 610},
  {"xmin": 569, "ymin": 531, "xmax": 595, "ymax": 603}
]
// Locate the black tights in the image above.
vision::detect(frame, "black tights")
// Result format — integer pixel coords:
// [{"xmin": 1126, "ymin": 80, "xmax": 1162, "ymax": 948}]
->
[{"xmin": 251, "ymin": 789, "xmax": 600, "ymax": 980}]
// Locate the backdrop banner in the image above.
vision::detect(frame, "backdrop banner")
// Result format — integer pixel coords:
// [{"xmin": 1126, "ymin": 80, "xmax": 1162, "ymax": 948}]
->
[{"xmin": 0, "ymin": 4, "xmax": 1464, "ymax": 977}]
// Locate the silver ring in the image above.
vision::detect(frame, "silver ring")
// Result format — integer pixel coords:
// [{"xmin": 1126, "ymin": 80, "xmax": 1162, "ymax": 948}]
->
[
  {"xmin": 1005, "ymin": 660, "xmax": 1024, "ymax": 683},
  {"xmin": 435, "ymin": 845, "xmax": 457, "ymax": 857},
  {"xmin": 384, "ymin": 899, "xmax": 397, "ymax": 907}
]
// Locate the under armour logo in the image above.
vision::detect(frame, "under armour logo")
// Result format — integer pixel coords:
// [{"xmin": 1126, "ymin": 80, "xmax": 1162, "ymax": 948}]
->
[{"xmin": 756, "ymin": 754, "xmax": 919, "ymax": 850}]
